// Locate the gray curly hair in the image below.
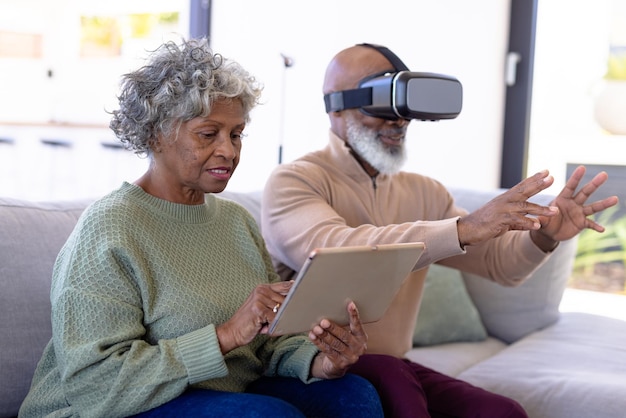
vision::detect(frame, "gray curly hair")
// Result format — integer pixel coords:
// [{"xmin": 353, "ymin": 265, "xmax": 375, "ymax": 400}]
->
[{"xmin": 109, "ymin": 38, "xmax": 263, "ymax": 156}]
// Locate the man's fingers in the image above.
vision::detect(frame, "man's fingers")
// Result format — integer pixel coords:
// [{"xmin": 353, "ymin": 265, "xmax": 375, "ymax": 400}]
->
[
  {"xmin": 510, "ymin": 169, "xmax": 553, "ymax": 199},
  {"xmin": 572, "ymin": 171, "xmax": 609, "ymax": 205},
  {"xmin": 560, "ymin": 165, "xmax": 586, "ymax": 199}
]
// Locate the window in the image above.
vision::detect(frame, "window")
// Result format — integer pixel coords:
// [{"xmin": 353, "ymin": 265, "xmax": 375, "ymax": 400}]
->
[
  {"xmin": 528, "ymin": 0, "xmax": 626, "ymax": 297},
  {"xmin": 0, "ymin": 0, "xmax": 191, "ymax": 200}
]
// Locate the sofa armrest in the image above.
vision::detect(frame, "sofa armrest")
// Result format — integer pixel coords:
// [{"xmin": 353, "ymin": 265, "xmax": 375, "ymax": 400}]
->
[
  {"xmin": 448, "ymin": 187, "xmax": 577, "ymax": 343},
  {"xmin": 462, "ymin": 237, "xmax": 577, "ymax": 343}
]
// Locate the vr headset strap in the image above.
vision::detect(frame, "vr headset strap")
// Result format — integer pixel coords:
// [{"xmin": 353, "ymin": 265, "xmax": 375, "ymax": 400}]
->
[
  {"xmin": 358, "ymin": 43, "xmax": 409, "ymax": 72},
  {"xmin": 324, "ymin": 88, "xmax": 372, "ymax": 113},
  {"xmin": 324, "ymin": 43, "xmax": 409, "ymax": 113}
]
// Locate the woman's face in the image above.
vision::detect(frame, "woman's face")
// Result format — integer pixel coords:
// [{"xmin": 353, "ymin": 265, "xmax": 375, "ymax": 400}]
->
[{"xmin": 152, "ymin": 98, "xmax": 246, "ymax": 204}]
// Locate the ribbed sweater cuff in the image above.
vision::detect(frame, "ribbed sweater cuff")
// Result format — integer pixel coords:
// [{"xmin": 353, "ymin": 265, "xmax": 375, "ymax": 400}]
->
[
  {"xmin": 178, "ymin": 324, "xmax": 228, "ymax": 384},
  {"xmin": 292, "ymin": 344, "xmax": 322, "ymax": 384},
  {"xmin": 416, "ymin": 217, "xmax": 466, "ymax": 267}
]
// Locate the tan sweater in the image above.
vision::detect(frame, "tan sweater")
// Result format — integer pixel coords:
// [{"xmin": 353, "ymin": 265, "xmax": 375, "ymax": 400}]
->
[{"xmin": 261, "ymin": 130, "xmax": 551, "ymax": 357}]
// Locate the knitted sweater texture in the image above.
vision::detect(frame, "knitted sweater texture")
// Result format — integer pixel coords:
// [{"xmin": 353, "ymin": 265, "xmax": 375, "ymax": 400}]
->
[{"xmin": 19, "ymin": 182, "xmax": 318, "ymax": 418}]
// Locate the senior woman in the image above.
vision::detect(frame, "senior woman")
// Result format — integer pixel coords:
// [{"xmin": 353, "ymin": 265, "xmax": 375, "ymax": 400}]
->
[{"xmin": 19, "ymin": 38, "xmax": 383, "ymax": 418}]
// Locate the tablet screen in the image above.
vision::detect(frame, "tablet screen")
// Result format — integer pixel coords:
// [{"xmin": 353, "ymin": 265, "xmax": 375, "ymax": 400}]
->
[{"xmin": 268, "ymin": 242, "xmax": 425, "ymax": 336}]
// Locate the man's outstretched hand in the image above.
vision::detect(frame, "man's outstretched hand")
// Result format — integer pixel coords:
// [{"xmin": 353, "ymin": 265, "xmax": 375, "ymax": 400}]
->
[
  {"xmin": 457, "ymin": 169, "xmax": 558, "ymax": 247},
  {"xmin": 530, "ymin": 165, "xmax": 619, "ymax": 251},
  {"xmin": 457, "ymin": 166, "xmax": 619, "ymax": 252}
]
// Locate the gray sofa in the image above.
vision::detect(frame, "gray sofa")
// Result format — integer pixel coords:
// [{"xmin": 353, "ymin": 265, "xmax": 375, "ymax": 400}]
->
[{"xmin": 2, "ymin": 187, "xmax": 626, "ymax": 418}]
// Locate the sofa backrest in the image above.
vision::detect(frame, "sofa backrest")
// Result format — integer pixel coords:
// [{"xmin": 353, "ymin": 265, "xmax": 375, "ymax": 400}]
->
[
  {"xmin": 0, "ymin": 187, "xmax": 576, "ymax": 417},
  {"xmin": 0, "ymin": 197, "xmax": 92, "ymax": 417}
]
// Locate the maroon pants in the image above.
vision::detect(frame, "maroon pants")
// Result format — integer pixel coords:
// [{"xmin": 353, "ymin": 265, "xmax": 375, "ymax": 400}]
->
[{"xmin": 349, "ymin": 354, "xmax": 528, "ymax": 418}]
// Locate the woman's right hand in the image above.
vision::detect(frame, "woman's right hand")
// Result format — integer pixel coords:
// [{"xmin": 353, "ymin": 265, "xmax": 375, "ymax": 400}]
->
[
  {"xmin": 216, "ymin": 281, "xmax": 293, "ymax": 354},
  {"xmin": 308, "ymin": 301, "xmax": 368, "ymax": 379}
]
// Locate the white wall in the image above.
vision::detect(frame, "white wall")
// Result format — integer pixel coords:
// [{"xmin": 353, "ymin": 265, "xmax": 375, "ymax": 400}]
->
[
  {"xmin": 0, "ymin": 0, "xmax": 511, "ymax": 200},
  {"xmin": 0, "ymin": 0, "xmax": 186, "ymax": 201},
  {"xmin": 0, "ymin": 124, "xmax": 149, "ymax": 201},
  {"xmin": 210, "ymin": 0, "xmax": 511, "ymax": 192},
  {"xmin": 0, "ymin": 0, "xmax": 190, "ymax": 126}
]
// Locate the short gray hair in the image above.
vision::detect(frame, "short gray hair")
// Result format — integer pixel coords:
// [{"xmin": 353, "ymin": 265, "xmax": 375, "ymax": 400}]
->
[{"xmin": 109, "ymin": 38, "xmax": 263, "ymax": 156}]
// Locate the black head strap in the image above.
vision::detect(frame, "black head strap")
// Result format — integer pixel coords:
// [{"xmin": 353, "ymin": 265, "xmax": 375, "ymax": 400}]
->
[
  {"xmin": 324, "ymin": 43, "xmax": 409, "ymax": 113},
  {"xmin": 357, "ymin": 43, "xmax": 409, "ymax": 72}
]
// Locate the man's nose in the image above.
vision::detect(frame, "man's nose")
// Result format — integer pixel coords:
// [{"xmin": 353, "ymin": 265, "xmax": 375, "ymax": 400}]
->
[{"xmin": 387, "ymin": 118, "xmax": 410, "ymax": 128}]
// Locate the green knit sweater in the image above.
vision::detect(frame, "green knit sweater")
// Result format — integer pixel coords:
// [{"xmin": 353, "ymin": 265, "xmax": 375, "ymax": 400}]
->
[{"xmin": 19, "ymin": 182, "xmax": 319, "ymax": 418}]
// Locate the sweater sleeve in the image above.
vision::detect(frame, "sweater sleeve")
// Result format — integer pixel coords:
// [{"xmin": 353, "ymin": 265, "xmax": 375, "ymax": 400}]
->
[
  {"xmin": 261, "ymin": 162, "xmax": 466, "ymax": 277},
  {"xmin": 440, "ymin": 229, "xmax": 551, "ymax": 286},
  {"xmin": 177, "ymin": 324, "xmax": 228, "ymax": 384},
  {"xmin": 263, "ymin": 335, "xmax": 321, "ymax": 383}
]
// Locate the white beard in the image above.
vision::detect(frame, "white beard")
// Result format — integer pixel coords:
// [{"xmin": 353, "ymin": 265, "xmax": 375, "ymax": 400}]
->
[{"xmin": 345, "ymin": 116, "xmax": 407, "ymax": 175}]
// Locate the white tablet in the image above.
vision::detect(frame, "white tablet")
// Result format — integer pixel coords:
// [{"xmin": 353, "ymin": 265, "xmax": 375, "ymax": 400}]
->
[{"xmin": 268, "ymin": 242, "xmax": 426, "ymax": 336}]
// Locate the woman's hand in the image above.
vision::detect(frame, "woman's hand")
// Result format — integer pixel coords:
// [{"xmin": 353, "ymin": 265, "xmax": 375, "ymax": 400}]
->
[
  {"xmin": 308, "ymin": 301, "xmax": 368, "ymax": 379},
  {"xmin": 216, "ymin": 281, "xmax": 293, "ymax": 354}
]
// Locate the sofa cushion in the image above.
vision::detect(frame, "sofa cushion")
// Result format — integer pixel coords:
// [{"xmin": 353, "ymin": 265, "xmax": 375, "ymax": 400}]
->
[
  {"xmin": 413, "ymin": 264, "xmax": 487, "ymax": 346},
  {"xmin": 457, "ymin": 312, "xmax": 626, "ymax": 418},
  {"xmin": 461, "ymin": 236, "xmax": 577, "ymax": 343},
  {"xmin": 405, "ymin": 337, "xmax": 507, "ymax": 377},
  {"xmin": 0, "ymin": 197, "xmax": 90, "ymax": 417}
]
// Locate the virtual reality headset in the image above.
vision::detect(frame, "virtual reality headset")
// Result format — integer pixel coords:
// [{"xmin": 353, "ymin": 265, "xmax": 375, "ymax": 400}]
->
[{"xmin": 323, "ymin": 43, "xmax": 463, "ymax": 121}]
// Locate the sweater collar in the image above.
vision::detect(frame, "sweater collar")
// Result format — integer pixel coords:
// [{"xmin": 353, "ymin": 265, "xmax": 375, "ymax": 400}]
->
[
  {"xmin": 327, "ymin": 130, "xmax": 390, "ymax": 184},
  {"xmin": 121, "ymin": 182, "xmax": 215, "ymax": 224}
]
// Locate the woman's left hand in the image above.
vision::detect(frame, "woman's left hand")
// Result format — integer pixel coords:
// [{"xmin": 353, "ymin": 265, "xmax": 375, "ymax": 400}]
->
[{"xmin": 308, "ymin": 301, "xmax": 368, "ymax": 379}]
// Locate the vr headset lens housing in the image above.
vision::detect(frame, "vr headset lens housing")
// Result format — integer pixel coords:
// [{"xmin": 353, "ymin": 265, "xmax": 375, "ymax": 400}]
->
[
  {"xmin": 324, "ymin": 70, "xmax": 463, "ymax": 121},
  {"xmin": 359, "ymin": 71, "xmax": 463, "ymax": 120}
]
